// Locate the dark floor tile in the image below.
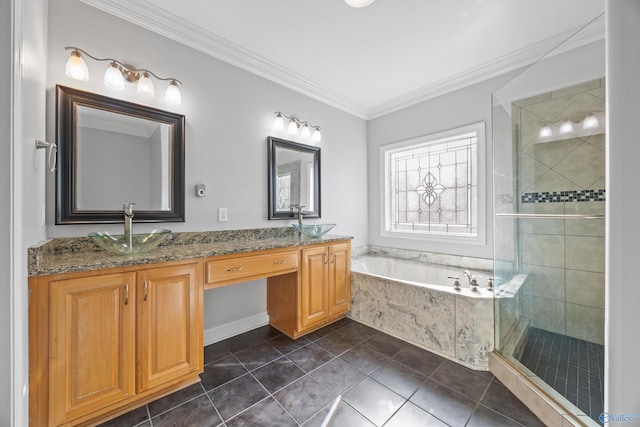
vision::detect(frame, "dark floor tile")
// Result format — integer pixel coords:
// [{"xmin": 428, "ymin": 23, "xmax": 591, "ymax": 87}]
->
[
  {"xmin": 200, "ymin": 355, "xmax": 247, "ymax": 391},
  {"xmin": 430, "ymin": 360, "xmax": 492, "ymax": 401},
  {"xmin": 481, "ymin": 381, "xmax": 545, "ymax": 426},
  {"xmin": 328, "ymin": 317, "xmax": 354, "ymax": 331},
  {"xmin": 304, "ymin": 399, "xmax": 374, "ymax": 427},
  {"xmin": 97, "ymin": 405, "xmax": 149, "ymax": 427},
  {"xmin": 370, "ymin": 359, "xmax": 426, "ymax": 399},
  {"xmin": 209, "ymin": 374, "xmax": 269, "ymax": 421},
  {"xmin": 339, "ymin": 344, "xmax": 388, "ymax": 375},
  {"xmin": 410, "ymin": 380, "xmax": 477, "ymax": 427},
  {"xmin": 288, "ymin": 342, "xmax": 334, "ymax": 372},
  {"xmin": 274, "ymin": 375, "xmax": 336, "ymax": 423},
  {"xmin": 338, "ymin": 323, "xmax": 378, "ymax": 342},
  {"xmin": 152, "ymin": 395, "xmax": 221, "ymax": 427},
  {"xmin": 310, "ymin": 357, "xmax": 367, "ymax": 394},
  {"xmin": 252, "ymin": 357, "xmax": 306, "ymax": 393},
  {"xmin": 268, "ymin": 333, "xmax": 310, "ymax": 354},
  {"xmin": 467, "ymin": 405, "xmax": 525, "ymax": 427},
  {"xmin": 343, "ymin": 377, "xmax": 405, "ymax": 426},
  {"xmin": 147, "ymin": 383, "xmax": 205, "ymax": 417},
  {"xmin": 392, "ymin": 345, "xmax": 445, "ymax": 377},
  {"xmin": 250, "ymin": 324, "xmax": 283, "ymax": 340},
  {"xmin": 316, "ymin": 331, "xmax": 360, "ymax": 356},
  {"xmin": 204, "ymin": 342, "xmax": 232, "ymax": 365},
  {"xmin": 234, "ymin": 341, "xmax": 283, "ymax": 371},
  {"xmin": 360, "ymin": 333, "xmax": 408, "ymax": 357},
  {"xmin": 221, "ymin": 331, "xmax": 263, "ymax": 353},
  {"xmin": 226, "ymin": 397, "xmax": 297, "ymax": 427},
  {"xmin": 384, "ymin": 402, "xmax": 448, "ymax": 427}
]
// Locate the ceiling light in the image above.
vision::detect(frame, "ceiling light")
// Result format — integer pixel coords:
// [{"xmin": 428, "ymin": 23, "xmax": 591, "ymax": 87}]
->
[
  {"xmin": 103, "ymin": 62, "xmax": 124, "ymax": 90},
  {"xmin": 272, "ymin": 112, "xmax": 322, "ymax": 143},
  {"xmin": 65, "ymin": 49, "xmax": 89, "ymax": 81},
  {"xmin": 64, "ymin": 46, "xmax": 183, "ymax": 105},
  {"xmin": 559, "ymin": 120, "xmax": 574, "ymax": 135},
  {"xmin": 583, "ymin": 113, "xmax": 599, "ymax": 130},
  {"xmin": 345, "ymin": 0, "xmax": 375, "ymax": 7}
]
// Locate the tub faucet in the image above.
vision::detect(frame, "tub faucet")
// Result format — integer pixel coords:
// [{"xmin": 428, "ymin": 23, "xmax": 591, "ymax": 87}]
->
[
  {"xmin": 463, "ymin": 271, "xmax": 479, "ymax": 291},
  {"xmin": 123, "ymin": 203, "xmax": 135, "ymax": 250}
]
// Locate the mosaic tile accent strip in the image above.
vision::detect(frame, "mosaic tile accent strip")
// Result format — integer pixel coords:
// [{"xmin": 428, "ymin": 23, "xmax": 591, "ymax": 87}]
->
[{"xmin": 521, "ymin": 189, "xmax": 605, "ymax": 204}]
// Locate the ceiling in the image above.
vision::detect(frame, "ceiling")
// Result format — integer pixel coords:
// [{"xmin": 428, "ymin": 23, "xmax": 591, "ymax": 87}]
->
[{"xmin": 80, "ymin": 0, "xmax": 605, "ymax": 119}]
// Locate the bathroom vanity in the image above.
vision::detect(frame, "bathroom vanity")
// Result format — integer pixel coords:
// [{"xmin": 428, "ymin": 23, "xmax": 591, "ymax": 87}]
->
[{"xmin": 28, "ymin": 229, "xmax": 351, "ymax": 427}]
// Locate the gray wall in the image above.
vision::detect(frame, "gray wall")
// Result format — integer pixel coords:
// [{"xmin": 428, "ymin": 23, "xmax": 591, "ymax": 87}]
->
[
  {"xmin": 605, "ymin": 0, "xmax": 640, "ymax": 415},
  {"xmin": 46, "ymin": 0, "xmax": 369, "ymax": 334},
  {"xmin": 367, "ymin": 74, "xmax": 513, "ymax": 259}
]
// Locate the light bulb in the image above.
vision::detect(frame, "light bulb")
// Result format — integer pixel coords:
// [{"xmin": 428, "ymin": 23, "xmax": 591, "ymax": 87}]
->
[
  {"xmin": 65, "ymin": 50, "xmax": 89, "ymax": 81},
  {"xmin": 311, "ymin": 127, "xmax": 322, "ymax": 143},
  {"xmin": 137, "ymin": 72, "xmax": 155, "ymax": 97},
  {"xmin": 300, "ymin": 124, "xmax": 311, "ymax": 139},
  {"xmin": 559, "ymin": 120, "xmax": 574, "ymax": 135},
  {"xmin": 165, "ymin": 80, "xmax": 182, "ymax": 105},
  {"xmin": 583, "ymin": 114, "xmax": 599, "ymax": 130},
  {"xmin": 345, "ymin": 0, "xmax": 375, "ymax": 7},
  {"xmin": 539, "ymin": 125, "xmax": 552, "ymax": 139},
  {"xmin": 287, "ymin": 119, "xmax": 298, "ymax": 135},
  {"xmin": 273, "ymin": 113, "xmax": 284, "ymax": 131},
  {"xmin": 104, "ymin": 62, "xmax": 124, "ymax": 90}
]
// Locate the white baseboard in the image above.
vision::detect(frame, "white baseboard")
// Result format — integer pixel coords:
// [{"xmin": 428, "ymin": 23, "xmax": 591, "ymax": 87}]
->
[{"xmin": 203, "ymin": 312, "xmax": 269, "ymax": 346}]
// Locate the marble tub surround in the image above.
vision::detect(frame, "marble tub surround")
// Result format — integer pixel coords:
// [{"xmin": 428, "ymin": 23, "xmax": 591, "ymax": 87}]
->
[
  {"xmin": 367, "ymin": 245, "xmax": 493, "ymax": 271},
  {"xmin": 350, "ymin": 257, "xmax": 494, "ymax": 371},
  {"xmin": 28, "ymin": 227, "xmax": 352, "ymax": 276}
]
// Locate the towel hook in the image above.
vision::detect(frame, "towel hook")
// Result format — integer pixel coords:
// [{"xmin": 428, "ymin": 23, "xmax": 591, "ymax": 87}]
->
[{"xmin": 35, "ymin": 139, "xmax": 57, "ymax": 173}]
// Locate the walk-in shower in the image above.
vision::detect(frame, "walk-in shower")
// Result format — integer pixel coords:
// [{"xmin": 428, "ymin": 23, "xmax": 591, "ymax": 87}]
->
[{"xmin": 492, "ymin": 15, "xmax": 605, "ymax": 426}]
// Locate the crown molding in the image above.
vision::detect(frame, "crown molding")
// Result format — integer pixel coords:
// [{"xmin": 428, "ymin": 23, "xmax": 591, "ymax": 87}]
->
[{"xmin": 79, "ymin": 0, "xmax": 604, "ymax": 121}]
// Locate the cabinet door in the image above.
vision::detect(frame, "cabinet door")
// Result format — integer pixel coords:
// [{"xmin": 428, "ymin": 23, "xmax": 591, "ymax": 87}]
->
[
  {"xmin": 328, "ymin": 243, "xmax": 351, "ymax": 316},
  {"xmin": 49, "ymin": 272, "xmax": 136, "ymax": 426},
  {"xmin": 136, "ymin": 263, "xmax": 203, "ymax": 392},
  {"xmin": 299, "ymin": 246, "xmax": 329, "ymax": 329}
]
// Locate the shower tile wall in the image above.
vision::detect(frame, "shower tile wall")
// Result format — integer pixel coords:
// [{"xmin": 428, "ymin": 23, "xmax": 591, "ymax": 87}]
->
[{"xmin": 514, "ymin": 79, "xmax": 605, "ymax": 345}]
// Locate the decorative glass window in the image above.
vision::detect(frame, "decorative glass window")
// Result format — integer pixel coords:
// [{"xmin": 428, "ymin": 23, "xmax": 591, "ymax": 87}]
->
[
  {"xmin": 381, "ymin": 122, "xmax": 486, "ymax": 244},
  {"xmin": 276, "ymin": 173, "xmax": 291, "ymax": 210}
]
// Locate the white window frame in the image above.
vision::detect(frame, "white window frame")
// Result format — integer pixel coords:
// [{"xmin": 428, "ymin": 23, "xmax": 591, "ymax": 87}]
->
[{"xmin": 380, "ymin": 122, "xmax": 487, "ymax": 246}]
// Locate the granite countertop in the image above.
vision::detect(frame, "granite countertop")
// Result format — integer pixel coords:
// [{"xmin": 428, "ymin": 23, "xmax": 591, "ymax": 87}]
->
[{"xmin": 28, "ymin": 227, "xmax": 353, "ymax": 277}]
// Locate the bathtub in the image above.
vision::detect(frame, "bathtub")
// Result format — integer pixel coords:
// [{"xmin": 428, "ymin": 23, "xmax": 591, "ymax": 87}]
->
[{"xmin": 349, "ymin": 255, "xmax": 494, "ymax": 370}]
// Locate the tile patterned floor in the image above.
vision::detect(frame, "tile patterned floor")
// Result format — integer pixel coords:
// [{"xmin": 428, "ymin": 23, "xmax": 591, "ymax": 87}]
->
[
  {"xmin": 518, "ymin": 327, "xmax": 604, "ymax": 425},
  {"xmin": 99, "ymin": 319, "xmax": 543, "ymax": 427}
]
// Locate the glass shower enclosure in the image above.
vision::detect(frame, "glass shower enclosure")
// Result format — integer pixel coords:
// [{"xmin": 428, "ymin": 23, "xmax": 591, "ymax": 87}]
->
[{"xmin": 492, "ymin": 15, "xmax": 605, "ymax": 426}]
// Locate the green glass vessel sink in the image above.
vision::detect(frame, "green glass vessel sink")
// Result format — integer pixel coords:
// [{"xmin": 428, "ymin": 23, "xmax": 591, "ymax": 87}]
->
[
  {"xmin": 292, "ymin": 224, "xmax": 335, "ymax": 238},
  {"xmin": 88, "ymin": 229, "xmax": 171, "ymax": 255}
]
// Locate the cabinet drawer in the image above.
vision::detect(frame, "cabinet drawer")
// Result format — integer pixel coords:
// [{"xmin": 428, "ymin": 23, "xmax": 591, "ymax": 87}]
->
[{"xmin": 206, "ymin": 250, "xmax": 298, "ymax": 287}]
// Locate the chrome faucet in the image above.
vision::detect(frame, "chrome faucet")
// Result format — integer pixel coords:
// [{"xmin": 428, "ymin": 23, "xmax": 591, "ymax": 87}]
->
[
  {"xmin": 123, "ymin": 203, "xmax": 135, "ymax": 251},
  {"xmin": 294, "ymin": 204, "xmax": 306, "ymax": 230},
  {"xmin": 463, "ymin": 271, "xmax": 479, "ymax": 291}
]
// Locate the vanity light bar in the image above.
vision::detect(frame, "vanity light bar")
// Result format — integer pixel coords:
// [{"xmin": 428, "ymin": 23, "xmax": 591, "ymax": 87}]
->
[
  {"xmin": 273, "ymin": 112, "xmax": 322, "ymax": 143},
  {"xmin": 64, "ymin": 46, "xmax": 183, "ymax": 105}
]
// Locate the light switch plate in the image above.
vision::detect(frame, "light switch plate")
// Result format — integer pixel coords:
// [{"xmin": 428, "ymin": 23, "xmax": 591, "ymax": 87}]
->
[{"xmin": 218, "ymin": 208, "xmax": 228, "ymax": 222}]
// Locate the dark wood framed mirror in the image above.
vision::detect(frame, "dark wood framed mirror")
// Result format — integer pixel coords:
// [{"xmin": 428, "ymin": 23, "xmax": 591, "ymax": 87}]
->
[
  {"xmin": 56, "ymin": 85, "xmax": 185, "ymax": 224},
  {"xmin": 268, "ymin": 136, "xmax": 321, "ymax": 220}
]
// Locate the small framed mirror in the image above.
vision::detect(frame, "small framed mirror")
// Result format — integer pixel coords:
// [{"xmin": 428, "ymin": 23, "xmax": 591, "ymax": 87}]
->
[
  {"xmin": 267, "ymin": 137, "xmax": 321, "ymax": 220},
  {"xmin": 56, "ymin": 85, "xmax": 185, "ymax": 224}
]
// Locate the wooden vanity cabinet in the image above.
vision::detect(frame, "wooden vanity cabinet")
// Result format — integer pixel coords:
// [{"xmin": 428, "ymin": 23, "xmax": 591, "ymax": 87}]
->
[
  {"xmin": 30, "ymin": 260, "xmax": 203, "ymax": 427},
  {"xmin": 268, "ymin": 241, "xmax": 351, "ymax": 338}
]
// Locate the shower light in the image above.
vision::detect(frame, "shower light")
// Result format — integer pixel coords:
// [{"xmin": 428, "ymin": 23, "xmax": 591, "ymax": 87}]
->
[
  {"xmin": 539, "ymin": 125, "xmax": 553, "ymax": 139},
  {"xmin": 583, "ymin": 113, "xmax": 599, "ymax": 130},
  {"xmin": 273, "ymin": 111, "xmax": 322, "ymax": 143},
  {"xmin": 559, "ymin": 120, "xmax": 574, "ymax": 135},
  {"xmin": 345, "ymin": 0, "xmax": 376, "ymax": 7}
]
